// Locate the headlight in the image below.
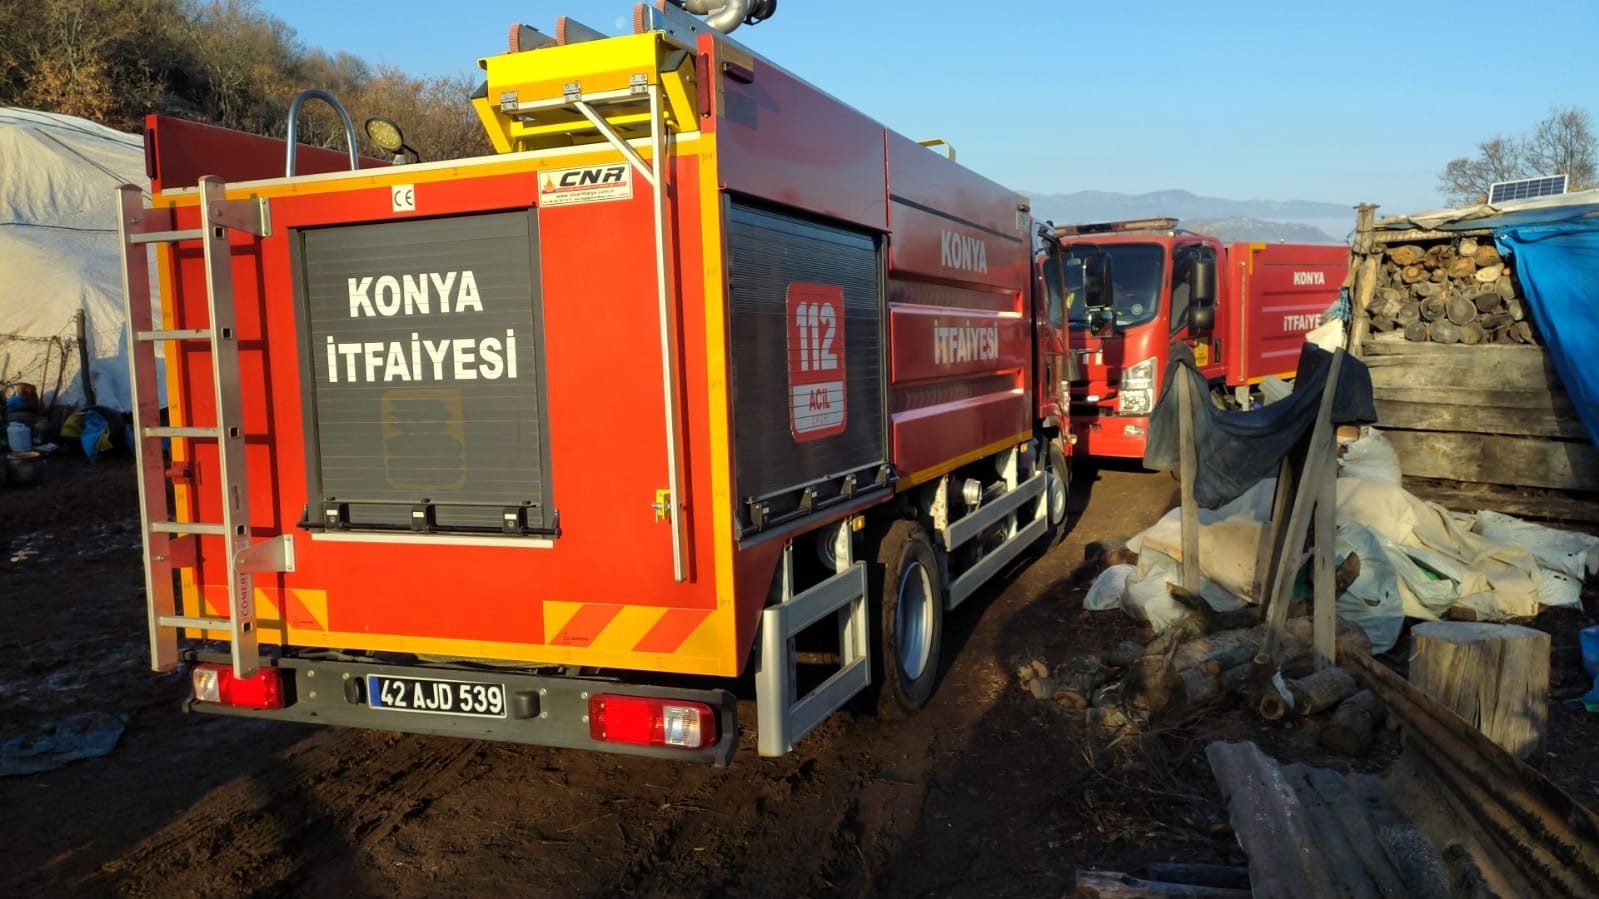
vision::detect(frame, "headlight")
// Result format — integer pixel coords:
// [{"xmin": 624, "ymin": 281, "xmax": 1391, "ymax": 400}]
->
[
  {"xmin": 1118, "ymin": 356, "xmax": 1158, "ymax": 415},
  {"xmin": 1121, "ymin": 357, "xmax": 1157, "ymax": 390}
]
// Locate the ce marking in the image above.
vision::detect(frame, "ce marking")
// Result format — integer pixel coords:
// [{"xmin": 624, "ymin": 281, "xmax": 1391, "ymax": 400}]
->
[{"xmin": 391, "ymin": 184, "xmax": 416, "ymax": 212}]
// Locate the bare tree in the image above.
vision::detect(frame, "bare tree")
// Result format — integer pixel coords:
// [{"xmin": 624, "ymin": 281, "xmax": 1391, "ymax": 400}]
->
[
  {"xmin": 1439, "ymin": 106, "xmax": 1599, "ymax": 205},
  {"xmin": 1525, "ymin": 107, "xmax": 1596, "ymax": 190}
]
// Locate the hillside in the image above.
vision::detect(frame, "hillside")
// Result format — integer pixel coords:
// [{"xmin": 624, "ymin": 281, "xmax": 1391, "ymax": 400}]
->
[{"xmin": 1028, "ymin": 188, "xmax": 1351, "ymax": 244}]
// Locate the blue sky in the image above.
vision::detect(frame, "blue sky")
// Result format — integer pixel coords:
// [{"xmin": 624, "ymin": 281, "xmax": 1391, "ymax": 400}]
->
[{"xmin": 258, "ymin": 1, "xmax": 1598, "ymax": 216}]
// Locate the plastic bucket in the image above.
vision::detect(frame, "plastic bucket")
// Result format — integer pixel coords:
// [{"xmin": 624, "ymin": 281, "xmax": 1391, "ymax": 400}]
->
[{"xmin": 6, "ymin": 420, "xmax": 31, "ymax": 453}]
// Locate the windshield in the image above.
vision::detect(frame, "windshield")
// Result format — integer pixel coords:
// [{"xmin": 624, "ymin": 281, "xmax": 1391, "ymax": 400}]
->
[{"xmin": 1067, "ymin": 242, "xmax": 1165, "ymax": 329}]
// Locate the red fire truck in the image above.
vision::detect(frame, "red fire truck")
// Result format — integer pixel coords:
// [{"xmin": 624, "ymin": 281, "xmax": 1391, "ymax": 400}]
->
[
  {"xmin": 117, "ymin": 3, "xmax": 1082, "ymax": 764},
  {"xmin": 1060, "ymin": 219, "xmax": 1348, "ymax": 460}
]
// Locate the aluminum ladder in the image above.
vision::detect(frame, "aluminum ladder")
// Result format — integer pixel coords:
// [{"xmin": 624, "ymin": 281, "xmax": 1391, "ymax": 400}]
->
[{"xmin": 116, "ymin": 176, "xmax": 294, "ymax": 679}]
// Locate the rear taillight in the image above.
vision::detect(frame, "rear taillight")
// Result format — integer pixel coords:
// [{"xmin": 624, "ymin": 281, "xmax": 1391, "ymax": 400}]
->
[
  {"xmin": 192, "ymin": 664, "xmax": 285, "ymax": 710},
  {"xmin": 588, "ymin": 694, "xmax": 716, "ymax": 750}
]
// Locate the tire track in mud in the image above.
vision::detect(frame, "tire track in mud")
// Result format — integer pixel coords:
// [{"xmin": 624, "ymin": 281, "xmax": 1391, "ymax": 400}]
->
[
  {"xmin": 52, "ymin": 469, "xmax": 1169, "ymax": 898},
  {"xmin": 84, "ymin": 731, "xmax": 480, "ymax": 896}
]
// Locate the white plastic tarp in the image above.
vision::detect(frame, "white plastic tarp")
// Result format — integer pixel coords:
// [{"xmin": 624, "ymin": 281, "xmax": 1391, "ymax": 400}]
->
[
  {"xmin": 1100, "ymin": 465, "xmax": 1596, "ymax": 653},
  {"xmin": 0, "ymin": 108, "xmax": 156, "ymax": 412}
]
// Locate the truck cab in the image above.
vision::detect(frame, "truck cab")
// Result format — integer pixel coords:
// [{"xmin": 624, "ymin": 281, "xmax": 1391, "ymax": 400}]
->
[{"xmin": 1057, "ymin": 221, "xmax": 1347, "ymax": 460}]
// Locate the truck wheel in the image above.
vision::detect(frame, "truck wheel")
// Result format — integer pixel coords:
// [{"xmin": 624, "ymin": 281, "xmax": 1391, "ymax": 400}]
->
[
  {"xmin": 1037, "ymin": 442, "xmax": 1071, "ymax": 550},
  {"xmin": 874, "ymin": 520, "xmax": 944, "ymax": 716}
]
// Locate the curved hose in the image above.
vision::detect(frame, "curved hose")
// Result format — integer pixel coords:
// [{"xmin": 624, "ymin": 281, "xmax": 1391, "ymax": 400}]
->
[{"xmin": 678, "ymin": 0, "xmax": 750, "ymax": 33}]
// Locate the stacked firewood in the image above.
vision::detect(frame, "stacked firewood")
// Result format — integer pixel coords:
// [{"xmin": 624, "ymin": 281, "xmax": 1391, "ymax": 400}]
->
[
  {"xmin": 1364, "ymin": 237, "xmax": 1539, "ymax": 345},
  {"xmin": 1021, "ymin": 586, "xmax": 1388, "ymax": 756}
]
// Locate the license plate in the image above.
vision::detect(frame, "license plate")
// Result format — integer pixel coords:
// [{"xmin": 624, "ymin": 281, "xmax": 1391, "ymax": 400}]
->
[{"xmin": 366, "ymin": 674, "xmax": 507, "ymax": 718}]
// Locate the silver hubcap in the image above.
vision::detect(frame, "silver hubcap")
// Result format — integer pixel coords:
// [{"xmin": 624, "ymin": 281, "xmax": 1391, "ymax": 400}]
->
[{"xmin": 895, "ymin": 561, "xmax": 935, "ymax": 681}]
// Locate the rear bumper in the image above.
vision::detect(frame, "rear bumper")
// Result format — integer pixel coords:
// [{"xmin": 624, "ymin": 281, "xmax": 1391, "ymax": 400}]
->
[
  {"xmin": 1069, "ymin": 414, "xmax": 1150, "ymax": 460},
  {"xmin": 183, "ymin": 652, "xmax": 739, "ymax": 766}
]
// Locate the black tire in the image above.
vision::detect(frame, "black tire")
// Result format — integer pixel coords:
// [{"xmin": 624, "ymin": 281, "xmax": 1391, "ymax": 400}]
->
[
  {"xmin": 1037, "ymin": 441, "xmax": 1071, "ymax": 551},
  {"xmin": 873, "ymin": 520, "xmax": 944, "ymax": 717}
]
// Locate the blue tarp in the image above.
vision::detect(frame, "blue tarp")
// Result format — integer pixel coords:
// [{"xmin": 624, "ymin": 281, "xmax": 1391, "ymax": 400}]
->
[{"xmin": 1493, "ymin": 222, "xmax": 1599, "ymax": 447}]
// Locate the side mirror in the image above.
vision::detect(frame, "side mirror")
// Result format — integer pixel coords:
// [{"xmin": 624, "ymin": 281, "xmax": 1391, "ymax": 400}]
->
[
  {"xmin": 1190, "ymin": 257, "xmax": 1216, "ymax": 307},
  {"xmin": 1081, "ymin": 253, "xmax": 1111, "ymax": 309},
  {"xmin": 1188, "ymin": 305, "xmax": 1215, "ymax": 334}
]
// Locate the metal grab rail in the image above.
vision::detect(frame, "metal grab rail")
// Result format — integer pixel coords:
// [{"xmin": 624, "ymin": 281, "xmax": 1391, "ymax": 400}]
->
[{"xmin": 284, "ymin": 89, "xmax": 359, "ymax": 177}]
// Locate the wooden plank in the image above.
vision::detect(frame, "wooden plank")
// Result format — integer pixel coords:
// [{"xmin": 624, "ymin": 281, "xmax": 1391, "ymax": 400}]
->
[
  {"xmin": 1401, "ymin": 479, "xmax": 1599, "ymax": 524},
  {"xmin": 1344, "ymin": 649, "xmax": 1599, "ymax": 898},
  {"xmin": 1371, "ymin": 226, "xmax": 1492, "ymax": 244},
  {"xmin": 1364, "ymin": 353, "xmax": 1563, "ymax": 393},
  {"xmin": 1179, "ymin": 372, "xmax": 1200, "ymax": 593},
  {"xmin": 1384, "ymin": 429, "xmax": 1599, "ymax": 491},
  {"xmin": 1206, "ymin": 741, "xmax": 1340, "ymax": 899},
  {"xmin": 1361, "ymin": 340, "xmax": 1549, "ymax": 360},
  {"xmin": 1264, "ymin": 349, "xmax": 1343, "ymax": 659},
  {"xmin": 1372, "ymin": 385, "xmax": 1572, "ymax": 413},
  {"xmin": 1313, "ymin": 440, "xmax": 1336, "ymax": 671},
  {"xmin": 1075, "ymin": 870, "xmax": 1250, "ymax": 898},
  {"xmin": 1374, "ymin": 398, "xmax": 1587, "ymax": 440}
]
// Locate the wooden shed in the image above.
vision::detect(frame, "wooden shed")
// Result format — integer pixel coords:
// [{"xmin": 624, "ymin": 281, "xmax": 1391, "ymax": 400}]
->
[{"xmin": 1345, "ymin": 204, "xmax": 1599, "ymax": 521}]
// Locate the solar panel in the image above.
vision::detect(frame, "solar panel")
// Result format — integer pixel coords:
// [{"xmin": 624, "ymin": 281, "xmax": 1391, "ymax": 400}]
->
[{"xmin": 1488, "ymin": 174, "xmax": 1568, "ymax": 204}]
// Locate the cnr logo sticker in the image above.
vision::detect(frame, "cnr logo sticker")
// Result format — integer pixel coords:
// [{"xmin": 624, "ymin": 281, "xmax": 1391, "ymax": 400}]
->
[{"xmin": 538, "ymin": 164, "xmax": 632, "ymax": 207}]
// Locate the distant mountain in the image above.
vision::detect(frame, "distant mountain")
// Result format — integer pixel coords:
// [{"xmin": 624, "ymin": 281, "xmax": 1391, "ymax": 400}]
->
[
  {"xmin": 1026, "ymin": 188, "xmax": 1352, "ymax": 245},
  {"xmin": 1184, "ymin": 217, "xmax": 1341, "ymax": 244}
]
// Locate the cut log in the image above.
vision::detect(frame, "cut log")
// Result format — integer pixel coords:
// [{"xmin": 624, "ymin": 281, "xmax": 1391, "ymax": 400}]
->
[
  {"xmin": 1506, "ymin": 296, "xmax": 1525, "ymax": 321},
  {"xmin": 1419, "ymin": 296, "xmax": 1446, "ymax": 321},
  {"xmin": 1472, "ymin": 291, "xmax": 1502, "ymax": 313},
  {"xmin": 1075, "ymin": 870, "xmax": 1250, "ymax": 898},
  {"xmin": 1495, "ymin": 275, "xmax": 1517, "ymax": 300},
  {"xmin": 1410, "ymin": 621, "xmax": 1549, "ymax": 760},
  {"xmin": 1457, "ymin": 236, "xmax": 1479, "ymax": 257},
  {"xmin": 1393, "ymin": 301, "xmax": 1421, "ymax": 326},
  {"xmin": 1447, "ymin": 257, "xmax": 1477, "ymax": 279},
  {"xmin": 1400, "ymin": 264, "xmax": 1427, "ymax": 284},
  {"xmin": 1429, "ymin": 319, "xmax": 1460, "ymax": 344},
  {"xmin": 1478, "ymin": 311, "xmax": 1512, "ymax": 330},
  {"xmin": 1258, "ymin": 685, "xmax": 1293, "ymax": 720},
  {"xmin": 1472, "ymin": 245, "xmax": 1501, "ymax": 267},
  {"xmin": 1288, "ymin": 667, "xmax": 1359, "ymax": 715},
  {"xmin": 1509, "ymin": 321, "xmax": 1534, "ymax": 344},
  {"xmin": 1388, "ymin": 245, "xmax": 1426, "ymax": 266},
  {"xmin": 1457, "ymin": 322, "xmax": 1485, "ymax": 345},
  {"xmin": 1429, "ymin": 268, "xmax": 1446, "ymax": 282},
  {"xmin": 1318, "ymin": 689, "xmax": 1386, "ymax": 756},
  {"xmin": 1375, "ymin": 286, "xmax": 1406, "ymax": 309},
  {"xmin": 1371, "ymin": 315, "xmax": 1395, "ymax": 332},
  {"xmin": 1177, "ymin": 666, "xmax": 1224, "ymax": 710},
  {"xmin": 1412, "ymin": 280, "xmax": 1443, "ymax": 299},
  {"xmin": 1444, "ymin": 296, "xmax": 1477, "ymax": 325},
  {"xmin": 1475, "ymin": 263, "xmax": 1504, "ymax": 283}
]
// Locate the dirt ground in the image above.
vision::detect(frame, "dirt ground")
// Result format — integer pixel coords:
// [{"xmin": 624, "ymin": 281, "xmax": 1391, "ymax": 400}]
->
[{"xmin": 2, "ymin": 454, "xmax": 1596, "ymax": 898}]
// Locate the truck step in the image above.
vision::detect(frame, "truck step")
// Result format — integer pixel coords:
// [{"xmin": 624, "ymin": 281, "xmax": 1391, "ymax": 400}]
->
[
  {"xmin": 143, "ymin": 426, "xmax": 221, "ymax": 439},
  {"xmin": 149, "ymin": 521, "xmax": 229, "ymax": 536},
  {"xmin": 158, "ymin": 614, "xmax": 234, "ymax": 631},
  {"xmin": 128, "ymin": 228, "xmax": 205, "ymax": 245},
  {"xmin": 135, "ymin": 328, "xmax": 214, "ymax": 342}
]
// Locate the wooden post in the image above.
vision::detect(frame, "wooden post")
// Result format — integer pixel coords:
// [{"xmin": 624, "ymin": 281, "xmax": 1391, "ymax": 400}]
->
[
  {"xmin": 1312, "ymin": 433, "xmax": 1337, "ymax": 671},
  {"xmin": 1250, "ymin": 455, "xmax": 1297, "ymax": 610},
  {"xmin": 1346, "ymin": 203, "xmax": 1379, "ymax": 358},
  {"xmin": 1409, "ymin": 621, "xmax": 1550, "ymax": 761},
  {"xmin": 1177, "ymin": 367, "xmax": 1200, "ymax": 593},
  {"xmin": 1262, "ymin": 349, "xmax": 1345, "ymax": 660}
]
